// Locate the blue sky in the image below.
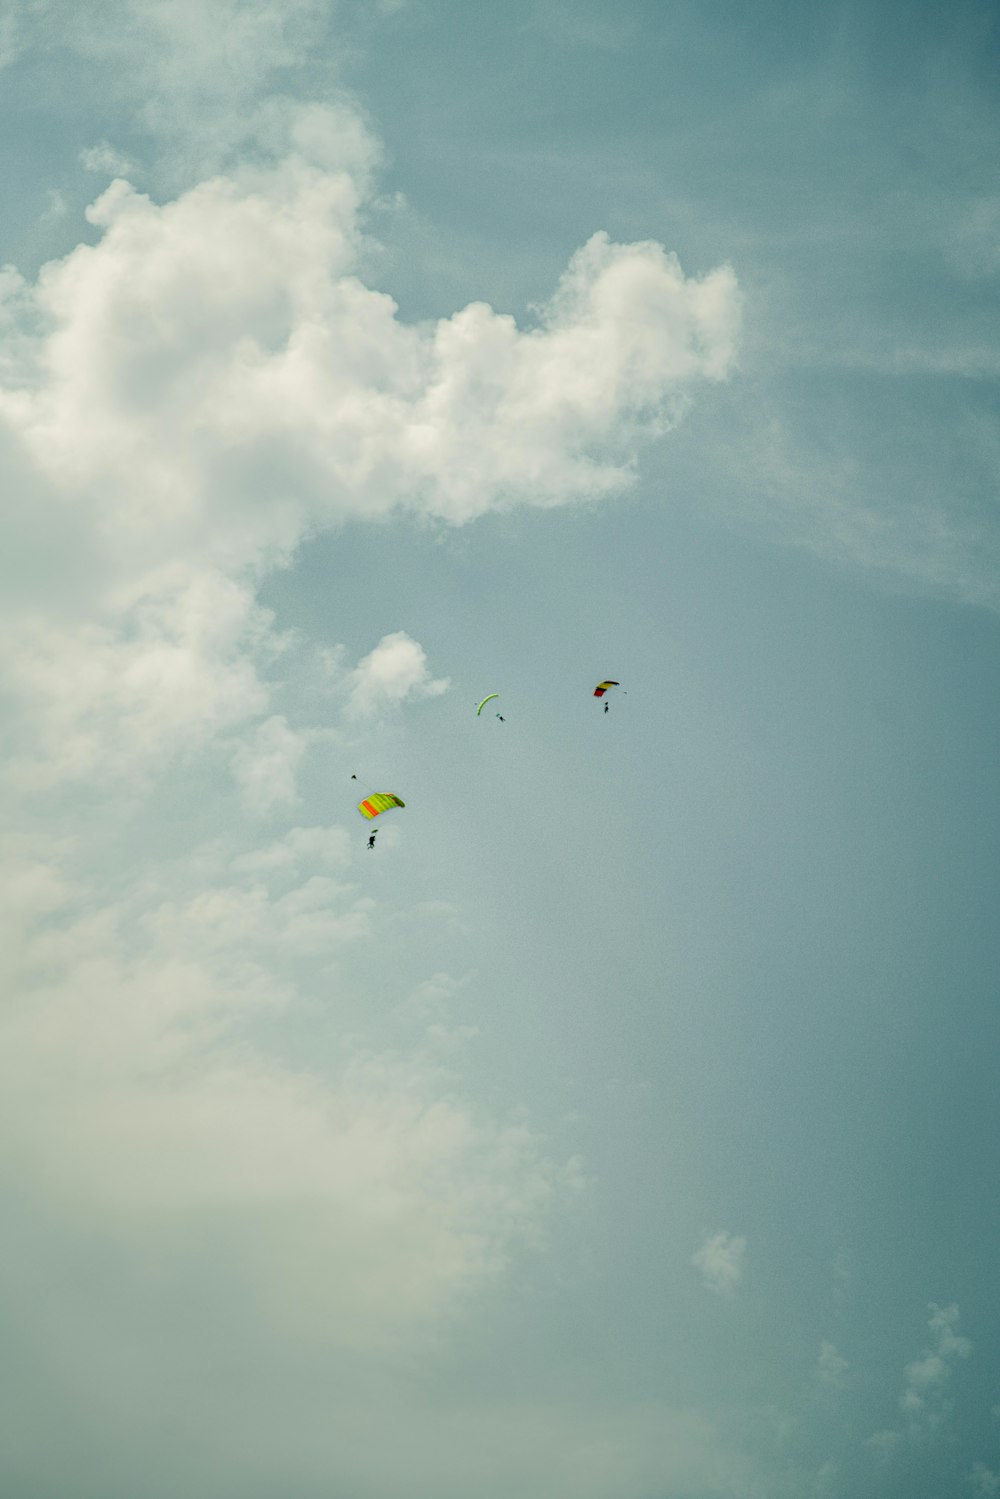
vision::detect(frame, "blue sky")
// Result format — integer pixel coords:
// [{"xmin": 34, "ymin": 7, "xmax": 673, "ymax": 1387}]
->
[{"xmin": 2, "ymin": 3, "xmax": 1000, "ymax": 1496}]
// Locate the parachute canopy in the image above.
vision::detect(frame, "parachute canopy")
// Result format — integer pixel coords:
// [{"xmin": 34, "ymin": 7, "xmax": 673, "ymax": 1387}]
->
[
  {"xmin": 593, "ymin": 681, "xmax": 620, "ymax": 698},
  {"xmin": 358, "ymin": 793, "xmax": 405, "ymax": 820},
  {"xmin": 476, "ymin": 694, "xmax": 500, "ymax": 715}
]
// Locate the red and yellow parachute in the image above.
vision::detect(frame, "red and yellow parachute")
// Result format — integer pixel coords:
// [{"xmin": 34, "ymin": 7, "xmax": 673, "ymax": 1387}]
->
[
  {"xmin": 593, "ymin": 680, "xmax": 620, "ymax": 698},
  {"xmin": 357, "ymin": 793, "xmax": 405, "ymax": 820}
]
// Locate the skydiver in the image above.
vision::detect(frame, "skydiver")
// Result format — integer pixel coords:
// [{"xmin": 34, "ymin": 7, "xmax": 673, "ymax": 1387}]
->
[
  {"xmin": 604, "ymin": 701, "xmax": 609, "ymax": 713},
  {"xmin": 496, "ymin": 713, "xmax": 505, "ymax": 722},
  {"xmin": 367, "ymin": 831, "xmax": 377, "ymax": 850}
]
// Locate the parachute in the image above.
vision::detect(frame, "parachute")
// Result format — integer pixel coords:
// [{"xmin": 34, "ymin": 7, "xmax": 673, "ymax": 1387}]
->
[
  {"xmin": 358, "ymin": 793, "xmax": 405, "ymax": 820},
  {"xmin": 593, "ymin": 681, "xmax": 620, "ymax": 698},
  {"xmin": 476, "ymin": 694, "xmax": 500, "ymax": 715}
]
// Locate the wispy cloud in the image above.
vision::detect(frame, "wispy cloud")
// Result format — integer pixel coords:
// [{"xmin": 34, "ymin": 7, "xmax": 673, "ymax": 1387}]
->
[
  {"xmin": 229, "ymin": 823, "xmax": 352, "ymax": 876},
  {"xmin": 709, "ymin": 390, "xmax": 1000, "ymax": 613},
  {"xmin": 0, "ymin": 833, "xmax": 571, "ymax": 1352},
  {"xmin": 970, "ymin": 1463, "xmax": 1000, "ymax": 1497},
  {"xmin": 867, "ymin": 1428, "xmax": 901, "ymax": 1461},
  {"xmin": 692, "ymin": 1230, "xmax": 746, "ymax": 1296},
  {"xmin": 898, "ymin": 1302, "xmax": 972, "ymax": 1430},
  {"xmin": 817, "ymin": 1340, "xmax": 848, "ymax": 1390},
  {"xmin": 2, "ymin": 0, "xmax": 335, "ymax": 178}
]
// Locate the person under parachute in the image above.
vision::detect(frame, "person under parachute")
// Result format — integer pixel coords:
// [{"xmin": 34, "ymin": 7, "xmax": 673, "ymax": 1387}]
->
[
  {"xmin": 594, "ymin": 680, "xmax": 620, "ymax": 713},
  {"xmin": 358, "ymin": 792, "xmax": 405, "ymax": 849}
]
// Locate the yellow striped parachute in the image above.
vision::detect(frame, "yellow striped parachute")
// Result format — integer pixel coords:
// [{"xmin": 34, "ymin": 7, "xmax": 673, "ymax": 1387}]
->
[
  {"xmin": 476, "ymin": 694, "xmax": 500, "ymax": 715},
  {"xmin": 358, "ymin": 793, "xmax": 405, "ymax": 820},
  {"xmin": 593, "ymin": 680, "xmax": 620, "ymax": 698}
]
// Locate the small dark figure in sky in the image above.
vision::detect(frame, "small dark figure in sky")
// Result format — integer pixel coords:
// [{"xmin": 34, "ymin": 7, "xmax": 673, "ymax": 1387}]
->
[
  {"xmin": 367, "ymin": 832, "xmax": 377, "ymax": 850},
  {"xmin": 604, "ymin": 702, "xmax": 609, "ymax": 713},
  {"xmin": 496, "ymin": 714, "xmax": 505, "ymax": 722}
]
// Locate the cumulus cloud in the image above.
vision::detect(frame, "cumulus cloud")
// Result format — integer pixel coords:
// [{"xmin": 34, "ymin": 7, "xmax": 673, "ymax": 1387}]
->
[
  {"xmin": 692, "ymin": 1230, "xmax": 746, "ymax": 1295},
  {"xmin": 0, "ymin": 19, "xmax": 744, "ymax": 1493},
  {"xmin": 347, "ymin": 631, "xmax": 450, "ymax": 719},
  {"xmin": 0, "ymin": 24, "xmax": 678, "ymax": 1383},
  {"xmin": 0, "ymin": 102, "xmax": 736, "ymax": 792},
  {"xmin": 0, "ymin": 151, "xmax": 738, "ymax": 570}
]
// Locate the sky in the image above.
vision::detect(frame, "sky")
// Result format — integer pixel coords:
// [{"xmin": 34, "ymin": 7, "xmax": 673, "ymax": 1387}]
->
[{"xmin": 1, "ymin": 2, "xmax": 999, "ymax": 1495}]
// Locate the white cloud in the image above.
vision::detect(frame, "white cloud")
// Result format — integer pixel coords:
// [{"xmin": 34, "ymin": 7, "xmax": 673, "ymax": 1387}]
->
[
  {"xmin": 230, "ymin": 713, "xmax": 308, "ymax": 814},
  {"xmin": 0, "ymin": 40, "xmax": 656, "ymax": 1382},
  {"xmin": 0, "ymin": 107, "xmax": 737, "ymax": 793},
  {"xmin": 347, "ymin": 631, "xmax": 450, "ymax": 720},
  {"xmin": 0, "ymin": 839, "xmax": 570, "ymax": 1351},
  {"xmin": 0, "ymin": 153, "xmax": 738, "ymax": 570},
  {"xmin": 2, "ymin": 570, "xmax": 272, "ymax": 789},
  {"xmin": 692, "ymin": 1230, "xmax": 746, "ymax": 1296},
  {"xmin": 0, "ymin": 25, "xmax": 746, "ymax": 1490},
  {"xmin": 138, "ymin": 871, "xmax": 373, "ymax": 966},
  {"xmin": 80, "ymin": 140, "xmax": 139, "ymax": 178}
]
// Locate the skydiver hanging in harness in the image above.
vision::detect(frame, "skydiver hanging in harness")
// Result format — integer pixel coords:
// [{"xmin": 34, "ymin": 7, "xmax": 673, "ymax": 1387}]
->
[
  {"xmin": 496, "ymin": 713, "xmax": 505, "ymax": 722},
  {"xmin": 604, "ymin": 701, "xmax": 609, "ymax": 713},
  {"xmin": 367, "ymin": 831, "xmax": 377, "ymax": 850}
]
